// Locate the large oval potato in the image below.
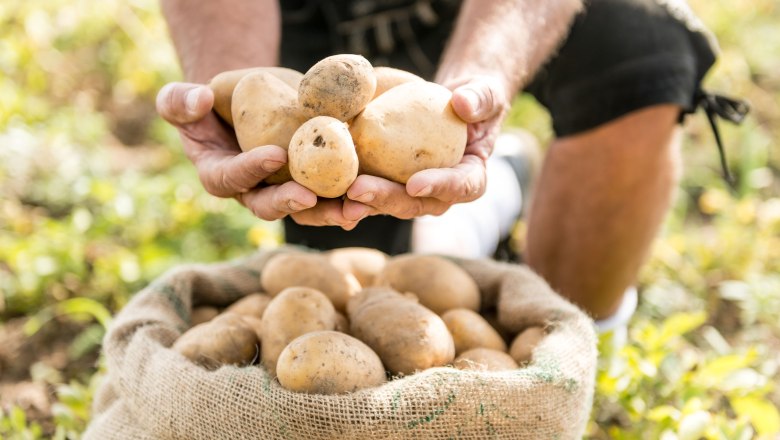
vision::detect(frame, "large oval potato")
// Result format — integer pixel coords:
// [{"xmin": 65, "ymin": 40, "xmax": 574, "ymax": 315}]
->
[
  {"xmin": 441, "ymin": 308, "xmax": 507, "ymax": 355},
  {"xmin": 348, "ymin": 287, "xmax": 454, "ymax": 375},
  {"xmin": 298, "ymin": 54, "xmax": 376, "ymax": 121},
  {"xmin": 372, "ymin": 66, "xmax": 424, "ymax": 99},
  {"xmin": 453, "ymin": 348, "xmax": 519, "ymax": 372},
  {"xmin": 350, "ymin": 81, "xmax": 467, "ymax": 184},
  {"xmin": 326, "ymin": 247, "xmax": 388, "ymax": 287},
  {"xmin": 288, "ymin": 116, "xmax": 359, "ymax": 198},
  {"xmin": 260, "ymin": 252, "xmax": 361, "ymax": 312},
  {"xmin": 232, "ymin": 71, "xmax": 307, "ymax": 184},
  {"xmin": 173, "ymin": 312, "xmax": 259, "ymax": 370},
  {"xmin": 277, "ymin": 331, "xmax": 386, "ymax": 394},
  {"xmin": 374, "ymin": 254, "xmax": 480, "ymax": 315},
  {"xmin": 209, "ymin": 67, "xmax": 304, "ymax": 126},
  {"xmin": 260, "ymin": 287, "xmax": 337, "ymax": 375}
]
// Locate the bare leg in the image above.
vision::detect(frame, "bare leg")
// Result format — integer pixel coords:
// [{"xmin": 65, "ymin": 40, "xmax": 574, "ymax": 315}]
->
[{"xmin": 525, "ymin": 104, "xmax": 683, "ymax": 320}]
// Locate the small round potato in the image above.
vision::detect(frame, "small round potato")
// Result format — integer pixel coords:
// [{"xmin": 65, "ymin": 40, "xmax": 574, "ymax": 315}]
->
[
  {"xmin": 277, "ymin": 331, "xmax": 386, "ymax": 394},
  {"xmin": 260, "ymin": 252, "xmax": 361, "ymax": 312},
  {"xmin": 298, "ymin": 54, "xmax": 376, "ymax": 121},
  {"xmin": 326, "ymin": 247, "xmax": 389, "ymax": 287},
  {"xmin": 288, "ymin": 116, "xmax": 359, "ymax": 198},
  {"xmin": 350, "ymin": 81, "xmax": 467, "ymax": 184},
  {"xmin": 509, "ymin": 326, "xmax": 546, "ymax": 365},
  {"xmin": 232, "ymin": 71, "xmax": 307, "ymax": 184},
  {"xmin": 173, "ymin": 312, "xmax": 259, "ymax": 370},
  {"xmin": 224, "ymin": 293, "xmax": 272, "ymax": 319},
  {"xmin": 441, "ymin": 308, "xmax": 508, "ymax": 355},
  {"xmin": 375, "ymin": 254, "xmax": 480, "ymax": 315},
  {"xmin": 190, "ymin": 306, "xmax": 220, "ymax": 326},
  {"xmin": 349, "ymin": 288, "xmax": 454, "ymax": 376},
  {"xmin": 209, "ymin": 67, "xmax": 304, "ymax": 126},
  {"xmin": 454, "ymin": 348, "xmax": 519, "ymax": 372},
  {"xmin": 372, "ymin": 66, "xmax": 424, "ymax": 99},
  {"xmin": 260, "ymin": 287, "xmax": 338, "ymax": 375}
]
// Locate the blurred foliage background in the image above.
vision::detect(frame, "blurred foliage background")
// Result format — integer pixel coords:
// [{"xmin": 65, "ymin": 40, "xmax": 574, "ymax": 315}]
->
[{"xmin": 0, "ymin": 0, "xmax": 778, "ymax": 438}]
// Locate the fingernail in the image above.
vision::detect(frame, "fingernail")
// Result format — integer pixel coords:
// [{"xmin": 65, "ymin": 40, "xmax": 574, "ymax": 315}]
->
[
  {"xmin": 288, "ymin": 200, "xmax": 307, "ymax": 211},
  {"xmin": 261, "ymin": 160, "xmax": 284, "ymax": 173},
  {"xmin": 414, "ymin": 186, "xmax": 433, "ymax": 197},
  {"xmin": 185, "ymin": 88, "xmax": 201, "ymax": 114},
  {"xmin": 461, "ymin": 88, "xmax": 481, "ymax": 116},
  {"xmin": 353, "ymin": 192, "xmax": 375, "ymax": 203}
]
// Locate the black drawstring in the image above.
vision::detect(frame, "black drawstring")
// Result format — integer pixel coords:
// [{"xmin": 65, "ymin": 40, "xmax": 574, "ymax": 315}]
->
[{"xmin": 695, "ymin": 91, "xmax": 751, "ymax": 190}]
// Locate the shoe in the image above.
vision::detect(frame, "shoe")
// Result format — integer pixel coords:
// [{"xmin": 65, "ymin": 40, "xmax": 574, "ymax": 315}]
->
[{"xmin": 491, "ymin": 129, "xmax": 542, "ymax": 263}]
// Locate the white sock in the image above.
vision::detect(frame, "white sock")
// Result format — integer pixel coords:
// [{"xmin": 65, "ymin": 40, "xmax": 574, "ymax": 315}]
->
[
  {"xmin": 594, "ymin": 287, "xmax": 638, "ymax": 349},
  {"xmin": 411, "ymin": 154, "xmax": 522, "ymax": 258}
]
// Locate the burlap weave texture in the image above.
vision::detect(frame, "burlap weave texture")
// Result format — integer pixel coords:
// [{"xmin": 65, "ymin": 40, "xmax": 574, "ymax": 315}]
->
[{"xmin": 85, "ymin": 248, "xmax": 597, "ymax": 439}]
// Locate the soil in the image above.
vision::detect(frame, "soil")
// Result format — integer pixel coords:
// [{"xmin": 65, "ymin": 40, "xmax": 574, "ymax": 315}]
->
[{"xmin": 0, "ymin": 316, "xmax": 100, "ymax": 431}]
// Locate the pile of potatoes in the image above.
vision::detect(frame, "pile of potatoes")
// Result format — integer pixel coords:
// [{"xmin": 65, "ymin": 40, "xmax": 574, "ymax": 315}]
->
[
  {"xmin": 208, "ymin": 55, "xmax": 468, "ymax": 197},
  {"xmin": 173, "ymin": 249, "xmax": 548, "ymax": 395}
]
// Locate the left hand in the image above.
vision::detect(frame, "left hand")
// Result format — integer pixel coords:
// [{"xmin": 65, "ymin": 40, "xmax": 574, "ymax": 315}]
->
[{"xmin": 342, "ymin": 75, "xmax": 509, "ymax": 221}]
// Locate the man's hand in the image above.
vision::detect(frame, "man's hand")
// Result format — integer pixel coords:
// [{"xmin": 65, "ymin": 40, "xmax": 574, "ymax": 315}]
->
[
  {"xmin": 156, "ymin": 82, "xmax": 371, "ymax": 230},
  {"xmin": 343, "ymin": 76, "xmax": 508, "ymax": 221}
]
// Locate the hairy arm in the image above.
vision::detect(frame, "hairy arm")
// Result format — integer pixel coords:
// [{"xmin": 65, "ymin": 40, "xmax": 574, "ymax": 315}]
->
[
  {"xmin": 160, "ymin": 0, "xmax": 281, "ymax": 83},
  {"xmin": 437, "ymin": 0, "xmax": 583, "ymax": 104},
  {"xmin": 346, "ymin": 0, "xmax": 582, "ymax": 219}
]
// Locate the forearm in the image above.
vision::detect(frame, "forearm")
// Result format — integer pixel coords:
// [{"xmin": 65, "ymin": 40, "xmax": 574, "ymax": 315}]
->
[
  {"xmin": 436, "ymin": 0, "xmax": 582, "ymax": 99},
  {"xmin": 161, "ymin": 0, "xmax": 281, "ymax": 83}
]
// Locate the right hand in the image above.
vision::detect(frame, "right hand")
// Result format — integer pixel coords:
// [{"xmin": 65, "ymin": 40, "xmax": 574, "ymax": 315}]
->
[{"xmin": 157, "ymin": 82, "xmax": 366, "ymax": 228}]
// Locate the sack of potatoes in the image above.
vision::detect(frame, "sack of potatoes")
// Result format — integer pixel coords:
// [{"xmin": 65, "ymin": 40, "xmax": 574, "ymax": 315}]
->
[
  {"xmin": 85, "ymin": 247, "xmax": 597, "ymax": 440},
  {"xmin": 209, "ymin": 55, "xmax": 468, "ymax": 195}
]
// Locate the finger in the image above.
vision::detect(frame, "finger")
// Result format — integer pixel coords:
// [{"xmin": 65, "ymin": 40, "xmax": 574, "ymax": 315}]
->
[
  {"xmin": 406, "ymin": 154, "xmax": 487, "ymax": 203},
  {"xmin": 450, "ymin": 78, "xmax": 506, "ymax": 123},
  {"xmin": 195, "ymin": 145, "xmax": 288, "ymax": 197},
  {"xmin": 342, "ymin": 198, "xmax": 376, "ymax": 223},
  {"xmin": 236, "ymin": 181, "xmax": 317, "ymax": 221},
  {"xmin": 156, "ymin": 83, "xmax": 214, "ymax": 126},
  {"xmin": 347, "ymin": 175, "xmax": 450, "ymax": 218},
  {"xmin": 290, "ymin": 199, "xmax": 361, "ymax": 229}
]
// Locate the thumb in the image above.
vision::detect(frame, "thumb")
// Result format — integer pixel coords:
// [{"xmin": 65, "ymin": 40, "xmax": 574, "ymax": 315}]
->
[
  {"xmin": 156, "ymin": 82, "xmax": 214, "ymax": 126},
  {"xmin": 450, "ymin": 79, "xmax": 506, "ymax": 123}
]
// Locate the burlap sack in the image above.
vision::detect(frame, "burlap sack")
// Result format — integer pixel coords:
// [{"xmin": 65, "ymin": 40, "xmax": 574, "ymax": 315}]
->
[{"xmin": 85, "ymin": 248, "xmax": 597, "ymax": 439}]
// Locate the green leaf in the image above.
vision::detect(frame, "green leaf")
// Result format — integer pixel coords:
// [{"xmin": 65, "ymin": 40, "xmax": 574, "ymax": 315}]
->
[
  {"xmin": 731, "ymin": 395, "xmax": 780, "ymax": 436},
  {"xmin": 56, "ymin": 297, "xmax": 113, "ymax": 329},
  {"xmin": 658, "ymin": 311, "xmax": 707, "ymax": 345}
]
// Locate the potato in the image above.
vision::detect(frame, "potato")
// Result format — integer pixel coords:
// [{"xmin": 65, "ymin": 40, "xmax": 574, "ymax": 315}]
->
[
  {"xmin": 260, "ymin": 252, "xmax": 361, "ymax": 312},
  {"xmin": 350, "ymin": 81, "xmax": 467, "ymax": 184},
  {"xmin": 260, "ymin": 287, "xmax": 337, "ymax": 374},
  {"xmin": 454, "ymin": 348, "xmax": 519, "ymax": 372},
  {"xmin": 298, "ymin": 54, "xmax": 376, "ymax": 121},
  {"xmin": 209, "ymin": 67, "xmax": 304, "ymax": 126},
  {"xmin": 326, "ymin": 247, "xmax": 388, "ymax": 287},
  {"xmin": 372, "ymin": 66, "xmax": 424, "ymax": 99},
  {"xmin": 374, "ymin": 254, "xmax": 480, "ymax": 315},
  {"xmin": 276, "ymin": 331, "xmax": 386, "ymax": 394},
  {"xmin": 334, "ymin": 311, "xmax": 350, "ymax": 334},
  {"xmin": 345, "ymin": 286, "xmax": 418, "ymax": 318},
  {"xmin": 173, "ymin": 312, "xmax": 259, "ymax": 370},
  {"xmin": 509, "ymin": 326, "xmax": 546, "ymax": 365},
  {"xmin": 240, "ymin": 315, "xmax": 264, "ymax": 341},
  {"xmin": 223, "ymin": 292, "xmax": 272, "ymax": 319},
  {"xmin": 348, "ymin": 287, "xmax": 454, "ymax": 375},
  {"xmin": 232, "ymin": 71, "xmax": 307, "ymax": 184},
  {"xmin": 190, "ymin": 306, "xmax": 219, "ymax": 326},
  {"xmin": 288, "ymin": 116, "xmax": 358, "ymax": 198},
  {"xmin": 441, "ymin": 308, "xmax": 507, "ymax": 355}
]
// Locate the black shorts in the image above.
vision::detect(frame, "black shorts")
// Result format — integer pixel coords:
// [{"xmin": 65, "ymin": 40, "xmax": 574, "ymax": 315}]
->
[{"xmin": 279, "ymin": 0, "xmax": 717, "ymax": 254}]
